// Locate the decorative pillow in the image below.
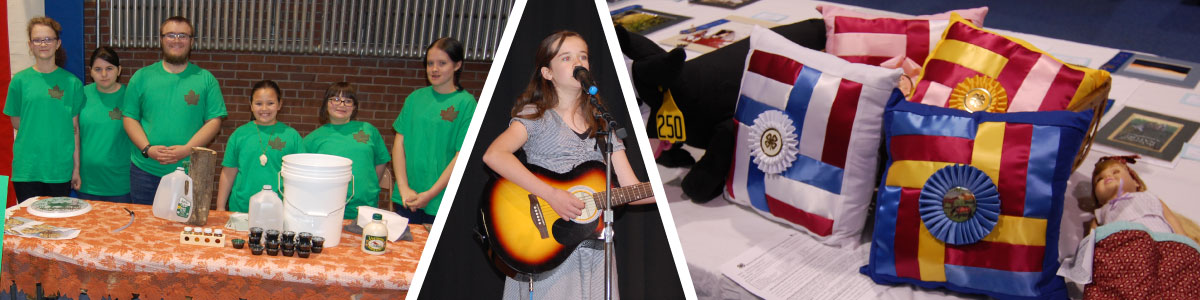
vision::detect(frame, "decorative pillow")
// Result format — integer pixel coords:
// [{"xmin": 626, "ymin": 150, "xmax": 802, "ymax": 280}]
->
[
  {"xmin": 817, "ymin": 5, "xmax": 988, "ymax": 67},
  {"xmin": 860, "ymin": 92, "xmax": 1093, "ymax": 299},
  {"xmin": 725, "ymin": 26, "xmax": 900, "ymax": 246},
  {"xmin": 911, "ymin": 13, "xmax": 1110, "ymax": 113}
]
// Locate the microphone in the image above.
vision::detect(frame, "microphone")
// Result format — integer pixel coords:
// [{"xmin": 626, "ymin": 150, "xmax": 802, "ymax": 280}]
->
[{"xmin": 573, "ymin": 66, "xmax": 599, "ymax": 95}]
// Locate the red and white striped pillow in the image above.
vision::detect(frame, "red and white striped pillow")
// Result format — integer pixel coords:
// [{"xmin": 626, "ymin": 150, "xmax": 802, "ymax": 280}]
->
[
  {"xmin": 725, "ymin": 26, "xmax": 900, "ymax": 246},
  {"xmin": 817, "ymin": 5, "xmax": 988, "ymax": 67}
]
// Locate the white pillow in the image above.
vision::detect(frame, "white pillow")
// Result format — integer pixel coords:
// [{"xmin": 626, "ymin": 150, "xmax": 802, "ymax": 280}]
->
[{"xmin": 725, "ymin": 26, "xmax": 900, "ymax": 247}]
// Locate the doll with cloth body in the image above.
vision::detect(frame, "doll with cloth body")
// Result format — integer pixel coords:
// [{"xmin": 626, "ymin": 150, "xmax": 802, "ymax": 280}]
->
[{"xmin": 1059, "ymin": 155, "xmax": 1200, "ymax": 299}]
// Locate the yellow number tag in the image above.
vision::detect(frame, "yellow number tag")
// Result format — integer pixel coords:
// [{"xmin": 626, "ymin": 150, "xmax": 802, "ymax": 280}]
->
[{"xmin": 655, "ymin": 89, "xmax": 686, "ymax": 143}]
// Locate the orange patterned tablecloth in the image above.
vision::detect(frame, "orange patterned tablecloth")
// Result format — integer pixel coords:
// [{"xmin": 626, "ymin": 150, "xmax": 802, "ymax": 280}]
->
[{"xmin": 1, "ymin": 200, "xmax": 426, "ymax": 299}]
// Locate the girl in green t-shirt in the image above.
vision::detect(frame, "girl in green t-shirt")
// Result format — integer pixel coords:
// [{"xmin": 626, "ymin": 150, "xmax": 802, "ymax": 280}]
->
[
  {"xmin": 4, "ymin": 17, "xmax": 83, "ymax": 201},
  {"xmin": 391, "ymin": 37, "xmax": 476, "ymax": 224},
  {"xmin": 217, "ymin": 80, "xmax": 304, "ymax": 212},
  {"xmin": 302, "ymin": 82, "xmax": 391, "ymax": 220},
  {"xmin": 77, "ymin": 46, "xmax": 132, "ymax": 202}
]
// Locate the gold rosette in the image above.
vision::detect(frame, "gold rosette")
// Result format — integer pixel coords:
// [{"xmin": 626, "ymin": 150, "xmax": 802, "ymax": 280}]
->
[{"xmin": 948, "ymin": 75, "xmax": 1008, "ymax": 113}]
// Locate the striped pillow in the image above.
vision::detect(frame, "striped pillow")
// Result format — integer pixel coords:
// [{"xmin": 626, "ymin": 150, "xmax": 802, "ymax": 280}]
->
[
  {"xmin": 911, "ymin": 13, "xmax": 1110, "ymax": 113},
  {"xmin": 818, "ymin": 5, "xmax": 988, "ymax": 67},
  {"xmin": 861, "ymin": 94, "xmax": 1093, "ymax": 299},
  {"xmin": 725, "ymin": 26, "xmax": 900, "ymax": 246}
]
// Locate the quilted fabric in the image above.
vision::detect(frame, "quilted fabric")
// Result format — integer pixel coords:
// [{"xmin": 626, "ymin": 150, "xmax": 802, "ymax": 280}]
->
[
  {"xmin": 860, "ymin": 93, "xmax": 1093, "ymax": 299},
  {"xmin": 725, "ymin": 26, "xmax": 900, "ymax": 246},
  {"xmin": 910, "ymin": 13, "xmax": 1110, "ymax": 113},
  {"xmin": 817, "ymin": 4, "xmax": 988, "ymax": 67}
]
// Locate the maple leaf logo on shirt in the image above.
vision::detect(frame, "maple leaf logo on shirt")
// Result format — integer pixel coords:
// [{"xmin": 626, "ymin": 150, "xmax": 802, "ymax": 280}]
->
[
  {"xmin": 48, "ymin": 85, "xmax": 64, "ymax": 100},
  {"xmin": 109, "ymin": 107, "xmax": 123, "ymax": 120},
  {"xmin": 440, "ymin": 105, "xmax": 458, "ymax": 122},
  {"xmin": 269, "ymin": 137, "xmax": 286, "ymax": 150},
  {"xmin": 353, "ymin": 129, "xmax": 370, "ymax": 144},
  {"xmin": 184, "ymin": 90, "xmax": 199, "ymax": 105}
]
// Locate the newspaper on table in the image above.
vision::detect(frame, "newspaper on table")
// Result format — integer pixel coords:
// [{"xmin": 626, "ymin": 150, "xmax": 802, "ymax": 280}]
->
[
  {"xmin": 721, "ymin": 232, "xmax": 875, "ymax": 300},
  {"xmin": 4, "ymin": 216, "xmax": 81, "ymax": 240}
]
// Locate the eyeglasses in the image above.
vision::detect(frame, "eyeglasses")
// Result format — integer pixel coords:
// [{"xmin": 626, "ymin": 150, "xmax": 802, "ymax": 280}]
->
[
  {"xmin": 31, "ymin": 37, "xmax": 58, "ymax": 46},
  {"xmin": 161, "ymin": 33, "xmax": 192, "ymax": 40},
  {"xmin": 327, "ymin": 97, "xmax": 355, "ymax": 106}
]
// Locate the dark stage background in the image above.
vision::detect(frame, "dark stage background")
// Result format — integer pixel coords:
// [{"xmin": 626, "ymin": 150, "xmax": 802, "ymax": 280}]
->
[{"xmin": 418, "ymin": 0, "xmax": 685, "ymax": 298}]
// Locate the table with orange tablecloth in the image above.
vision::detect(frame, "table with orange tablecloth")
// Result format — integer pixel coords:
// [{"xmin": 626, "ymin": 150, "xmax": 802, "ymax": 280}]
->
[{"xmin": 2, "ymin": 200, "xmax": 427, "ymax": 299}]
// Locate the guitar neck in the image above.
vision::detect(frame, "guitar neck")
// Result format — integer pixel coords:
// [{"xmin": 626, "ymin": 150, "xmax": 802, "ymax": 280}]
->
[{"xmin": 593, "ymin": 183, "xmax": 653, "ymax": 209}]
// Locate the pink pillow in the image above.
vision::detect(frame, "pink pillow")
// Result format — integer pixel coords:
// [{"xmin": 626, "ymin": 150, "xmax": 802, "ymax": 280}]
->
[{"xmin": 817, "ymin": 5, "xmax": 988, "ymax": 67}]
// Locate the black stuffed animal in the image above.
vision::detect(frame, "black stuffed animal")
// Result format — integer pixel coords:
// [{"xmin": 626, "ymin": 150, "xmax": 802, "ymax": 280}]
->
[{"xmin": 616, "ymin": 19, "xmax": 827, "ymax": 202}]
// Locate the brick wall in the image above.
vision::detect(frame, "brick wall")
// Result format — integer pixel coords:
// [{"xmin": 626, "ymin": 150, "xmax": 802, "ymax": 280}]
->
[{"xmin": 83, "ymin": 1, "xmax": 492, "ymax": 205}]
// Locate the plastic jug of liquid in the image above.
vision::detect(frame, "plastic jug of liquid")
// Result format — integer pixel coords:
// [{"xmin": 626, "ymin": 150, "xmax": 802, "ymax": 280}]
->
[
  {"xmin": 249, "ymin": 185, "xmax": 284, "ymax": 232},
  {"xmin": 362, "ymin": 213, "xmax": 388, "ymax": 255},
  {"xmin": 152, "ymin": 167, "xmax": 193, "ymax": 223}
]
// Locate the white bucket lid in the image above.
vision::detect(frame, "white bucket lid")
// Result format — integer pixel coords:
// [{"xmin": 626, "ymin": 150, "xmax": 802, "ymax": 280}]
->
[
  {"xmin": 282, "ymin": 153, "xmax": 353, "ymax": 169},
  {"xmin": 281, "ymin": 168, "xmax": 352, "ymax": 182},
  {"xmin": 281, "ymin": 164, "xmax": 352, "ymax": 177}
]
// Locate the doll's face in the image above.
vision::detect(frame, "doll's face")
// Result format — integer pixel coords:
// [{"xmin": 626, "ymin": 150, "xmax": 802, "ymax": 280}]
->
[{"xmin": 1093, "ymin": 163, "xmax": 1141, "ymax": 206}]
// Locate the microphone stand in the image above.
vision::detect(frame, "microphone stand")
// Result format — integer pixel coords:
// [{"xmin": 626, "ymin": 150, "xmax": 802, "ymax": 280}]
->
[{"xmin": 587, "ymin": 88, "xmax": 625, "ymax": 300}]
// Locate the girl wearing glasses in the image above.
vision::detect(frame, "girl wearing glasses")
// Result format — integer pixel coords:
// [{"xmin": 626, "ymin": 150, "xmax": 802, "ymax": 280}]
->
[
  {"xmin": 4, "ymin": 17, "xmax": 84, "ymax": 201},
  {"xmin": 482, "ymin": 30, "xmax": 653, "ymax": 299},
  {"xmin": 391, "ymin": 37, "xmax": 476, "ymax": 224},
  {"xmin": 216, "ymin": 80, "xmax": 304, "ymax": 212},
  {"xmin": 76, "ymin": 46, "xmax": 132, "ymax": 202},
  {"xmin": 302, "ymin": 82, "xmax": 390, "ymax": 220}
]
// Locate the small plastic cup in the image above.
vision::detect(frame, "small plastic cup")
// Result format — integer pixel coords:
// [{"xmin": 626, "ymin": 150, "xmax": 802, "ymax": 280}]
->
[
  {"xmin": 250, "ymin": 244, "xmax": 264, "ymax": 255},
  {"xmin": 265, "ymin": 229, "xmax": 280, "ymax": 242},
  {"xmin": 297, "ymin": 250, "xmax": 311, "ymax": 258},
  {"xmin": 282, "ymin": 231, "xmax": 296, "ymax": 243},
  {"xmin": 232, "ymin": 239, "xmax": 246, "ymax": 249},
  {"xmin": 281, "ymin": 248, "xmax": 295, "ymax": 257},
  {"xmin": 266, "ymin": 247, "xmax": 279, "ymax": 256}
]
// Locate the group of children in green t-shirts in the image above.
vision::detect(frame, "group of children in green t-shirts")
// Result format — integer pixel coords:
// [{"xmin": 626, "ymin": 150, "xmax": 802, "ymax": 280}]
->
[{"xmin": 4, "ymin": 16, "xmax": 473, "ymax": 224}]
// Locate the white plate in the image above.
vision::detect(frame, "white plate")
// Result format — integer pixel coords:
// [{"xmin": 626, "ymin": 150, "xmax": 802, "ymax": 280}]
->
[{"xmin": 26, "ymin": 197, "xmax": 92, "ymax": 218}]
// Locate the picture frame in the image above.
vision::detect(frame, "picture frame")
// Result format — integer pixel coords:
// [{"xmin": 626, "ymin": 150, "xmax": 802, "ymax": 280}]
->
[
  {"xmin": 690, "ymin": 0, "xmax": 760, "ymax": 9},
  {"xmin": 1096, "ymin": 106, "xmax": 1200, "ymax": 162},
  {"xmin": 658, "ymin": 15, "xmax": 777, "ymax": 54},
  {"xmin": 611, "ymin": 5, "xmax": 691, "ymax": 35},
  {"xmin": 1107, "ymin": 52, "xmax": 1200, "ymax": 89}
]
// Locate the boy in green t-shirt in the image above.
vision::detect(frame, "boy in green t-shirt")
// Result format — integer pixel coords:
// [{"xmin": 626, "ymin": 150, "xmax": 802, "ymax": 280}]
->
[{"xmin": 122, "ymin": 16, "xmax": 227, "ymax": 205}]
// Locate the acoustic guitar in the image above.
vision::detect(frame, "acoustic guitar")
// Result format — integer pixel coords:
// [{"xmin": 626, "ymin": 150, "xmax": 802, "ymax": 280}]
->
[{"xmin": 482, "ymin": 160, "xmax": 653, "ymax": 274}]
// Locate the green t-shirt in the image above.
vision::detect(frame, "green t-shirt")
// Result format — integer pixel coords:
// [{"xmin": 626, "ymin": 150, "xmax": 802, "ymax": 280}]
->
[
  {"xmin": 302, "ymin": 121, "xmax": 391, "ymax": 219},
  {"xmin": 122, "ymin": 61, "xmax": 227, "ymax": 176},
  {"xmin": 392, "ymin": 86, "xmax": 476, "ymax": 215},
  {"xmin": 79, "ymin": 84, "xmax": 132, "ymax": 196},
  {"xmin": 3, "ymin": 67, "xmax": 84, "ymax": 183},
  {"xmin": 222, "ymin": 121, "xmax": 304, "ymax": 213}
]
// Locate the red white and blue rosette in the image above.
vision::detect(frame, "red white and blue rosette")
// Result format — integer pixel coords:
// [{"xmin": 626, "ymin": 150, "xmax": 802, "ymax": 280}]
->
[{"xmin": 919, "ymin": 164, "xmax": 1000, "ymax": 245}]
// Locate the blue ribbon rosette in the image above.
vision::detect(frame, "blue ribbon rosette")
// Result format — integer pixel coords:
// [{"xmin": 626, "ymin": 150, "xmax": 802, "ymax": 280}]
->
[{"xmin": 918, "ymin": 164, "xmax": 1001, "ymax": 245}]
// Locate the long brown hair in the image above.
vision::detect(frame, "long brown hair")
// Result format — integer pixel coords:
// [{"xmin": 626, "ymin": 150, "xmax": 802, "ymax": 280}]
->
[{"xmin": 511, "ymin": 30, "xmax": 605, "ymax": 137}]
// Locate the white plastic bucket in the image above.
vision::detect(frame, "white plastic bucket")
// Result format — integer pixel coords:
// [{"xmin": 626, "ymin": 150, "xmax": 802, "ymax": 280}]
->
[{"xmin": 280, "ymin": 153, "xmax": 354, "ymax": 247}]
